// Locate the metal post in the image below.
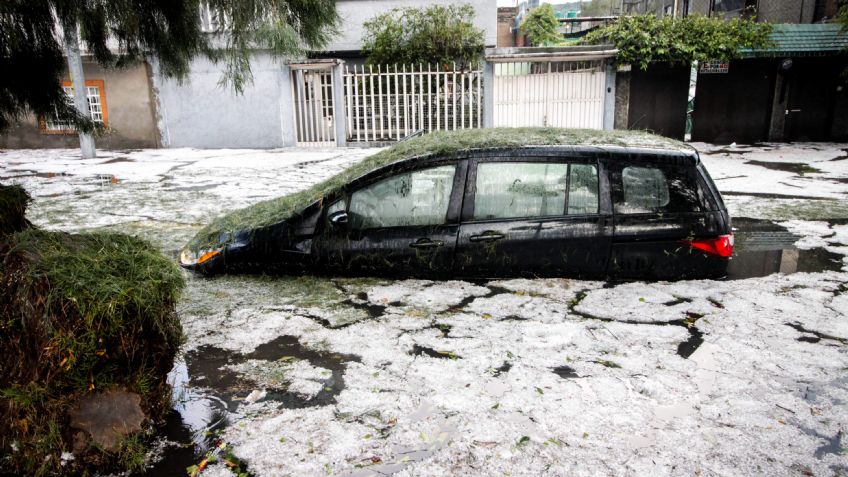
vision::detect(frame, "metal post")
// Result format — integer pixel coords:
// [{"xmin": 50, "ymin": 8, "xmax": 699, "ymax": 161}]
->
[
  {"xmin": 482, "ymin": 61, "xmax": 495, "ymax": 128},
  {"xmin": 62, "ymin": 18, "xmax": 96, "ymax": 158},
  {"xmin": 332, "ymin": 62, "xmax": 346, "ymax": 147},
  {"xmin": 603, "ymin": 62, "xmax": 616, "ymax": 131}
]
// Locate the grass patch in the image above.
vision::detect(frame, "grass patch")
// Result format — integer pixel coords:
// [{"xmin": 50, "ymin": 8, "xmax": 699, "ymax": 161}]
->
[
  {"xmin": 1, "ymin": 222, "xmax": 184, "ymax": 475},
  {"xmin": 0, "ymin": 184, "xmax": 31, "ymax": 235},
  {"xmin": 185, "ymin": 127, "xmax": 690, "ymax": 252}
]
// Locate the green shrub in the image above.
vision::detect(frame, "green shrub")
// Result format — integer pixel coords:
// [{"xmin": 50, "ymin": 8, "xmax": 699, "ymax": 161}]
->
[
  {"xmin": 520, "ymin": 4, "xmax": 562, "ymax": 46},
  {"xmin": 0, "ymin": 228, "xmax": 184, "ymax": 476},
  {"xmin": 362, "ymin": 4, "xmax": 484, "ymax": 67},
  {"xmin": 583, "ymin": 14, "xmax": 774, "ymax": 70},
  {"xmin": 0, "ymin": 184, "xmax": 31, "ymax": 235}
]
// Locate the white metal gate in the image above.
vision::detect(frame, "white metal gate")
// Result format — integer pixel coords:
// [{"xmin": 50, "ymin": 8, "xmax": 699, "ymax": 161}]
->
[
  {"xmin": 494, "ymin": 60, "xmax": 606, "ymax": 129},
  {"xmin": 291, "ymin": 67, "xmax": 336, "ymax": 146},
  {"xmin": 343, "ymin": 64, "xmax": 483, "ymax": 143}
]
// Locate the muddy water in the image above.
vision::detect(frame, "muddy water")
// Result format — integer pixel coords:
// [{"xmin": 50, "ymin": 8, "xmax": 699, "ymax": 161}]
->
[
  {"xmin": 727, "ymin": 218, "xmax": 843, "ymax": 279},
  {"xmin": 139, "ymin": 337, "xmax": 360, "ymax": 476}
]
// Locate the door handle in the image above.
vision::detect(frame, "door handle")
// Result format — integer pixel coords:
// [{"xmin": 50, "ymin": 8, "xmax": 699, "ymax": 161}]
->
[
  {"xmin": 470, "ymin": 232, "xmax": 505, "ymax": 243},
  {"xmin": 409, "ymin": 238, "xmax": 444, "ymax": 249}
]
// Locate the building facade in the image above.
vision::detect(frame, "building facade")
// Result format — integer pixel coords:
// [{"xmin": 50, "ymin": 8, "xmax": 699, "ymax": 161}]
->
[{"xmin": 0, "ymin": 60, "xmax": 161, "ymax": 149}]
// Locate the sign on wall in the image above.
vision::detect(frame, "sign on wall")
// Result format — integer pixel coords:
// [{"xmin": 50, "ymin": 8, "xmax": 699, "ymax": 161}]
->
[{"xmin": 700, "ymin": 60, "xmax": 730, "ymax": 74}]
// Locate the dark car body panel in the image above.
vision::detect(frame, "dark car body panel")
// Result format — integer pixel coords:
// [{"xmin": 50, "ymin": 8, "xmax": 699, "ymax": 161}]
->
[
  {"xmin": 454, "ymin": 149, "xmax": 613, "ymax": 278},
  {"xmin": 186, "ymin": 145, "xmax": 732, "ymax": 280}
]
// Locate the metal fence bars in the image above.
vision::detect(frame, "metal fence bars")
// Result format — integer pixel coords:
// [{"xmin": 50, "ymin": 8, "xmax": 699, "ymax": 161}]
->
[
  {"xmin": 343, "ymin": 63, "xmax": 484, "ymax": 143},
  {"xmin": 493, "ymin": 60, "xmax": 606, "ymax": 130},
  {"xmin": 291, "ymin": 67, "xmax": 337, "ymax": 146}
]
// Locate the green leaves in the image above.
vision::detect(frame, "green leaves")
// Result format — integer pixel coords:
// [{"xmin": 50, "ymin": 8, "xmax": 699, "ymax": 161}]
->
[
  {"xmin": 520, "ymin": 4, "xmax": 561, "ymax": 47},
  {"xmin": 362, "ymin": 5, "xmax": 484, "ymax": 68},
  {"xmin": 583, "ymin": 14, "xmax": 774, "ymax": 69}
]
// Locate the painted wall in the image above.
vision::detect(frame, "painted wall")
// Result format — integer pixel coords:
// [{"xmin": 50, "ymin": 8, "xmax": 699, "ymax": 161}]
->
[
  {"xmin": 0, "ymin": 60, "xmax": 159, "ymax": 149},
  {"xmin": 327, "ymin": 0, "xmax": 498, "ymax": 52},
  {"xmin": 150, "ymin": 52, "xmax": 295, "ymax": 148}
]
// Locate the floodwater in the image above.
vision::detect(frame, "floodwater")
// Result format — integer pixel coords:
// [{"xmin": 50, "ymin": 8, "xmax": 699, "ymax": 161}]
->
[
  {"xmin": 140, "ymin": 336, "xmax": 360, "ymax": 476},
  {"xmin": 140, "ymin": 218, "xmax": 844, "ymax": 474},
  {"xmin": 727, "ymin": 219, "xmax": 843, "ymax": 279}
]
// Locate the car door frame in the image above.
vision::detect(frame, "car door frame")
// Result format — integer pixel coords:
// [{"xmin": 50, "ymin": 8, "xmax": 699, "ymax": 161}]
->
[
  {"xmin": 604, "ymin": 151, "xmax": 723, "ymax": 280},
  {"xmin": 454, "ymin": 147, "xmax": 614, "ymax": 279},
  {"xmin": 312, "ymin": 155, "xmax": 468, "ymax": 277}
]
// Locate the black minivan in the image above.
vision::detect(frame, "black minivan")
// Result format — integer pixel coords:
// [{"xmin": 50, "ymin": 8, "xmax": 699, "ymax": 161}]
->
[{"xmin": 180, "ymin": 128, "xmax": 733, "ymax": 280}]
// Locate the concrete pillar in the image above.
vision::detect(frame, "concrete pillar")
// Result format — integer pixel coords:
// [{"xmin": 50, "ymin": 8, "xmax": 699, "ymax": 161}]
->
[
  {"xmin": 332, "ymin": 62, "xmax": 347, "ymax": 147},
  {"xmin": 603, "ymin": 62, "xmax": 617, "ymax": 131},
  {"xmin": 767, "ymin": 69, "xmax": 787, "ymax": 142},
  {"xmin": 483, "ymin": 61, "xmax": 495, "ymax": 128},
  {"xmin": 278, "ymin": 64, "xmax": 296, "ymax": 147},
  {"xmin": 62, "ymin": 19, "xmax": 96, "ymax": 158}
]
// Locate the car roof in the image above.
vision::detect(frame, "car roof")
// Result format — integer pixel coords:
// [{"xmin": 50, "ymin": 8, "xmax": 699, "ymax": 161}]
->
[{"xmin": 381, "ymin": 127, "xmax": 695, "ymax": 160}]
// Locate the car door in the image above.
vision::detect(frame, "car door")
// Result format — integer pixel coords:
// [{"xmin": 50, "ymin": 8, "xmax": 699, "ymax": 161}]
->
[
  {"xmin": 606, "ymin": 155, "xmax": 719, "ymax": 280},
  {"xmin": 454, "ymin": 152, "xmax": 613, "ymax": 279},
  {"xmin": 314, "ymin": 160, "xmax": 466, "ymax": 277}
]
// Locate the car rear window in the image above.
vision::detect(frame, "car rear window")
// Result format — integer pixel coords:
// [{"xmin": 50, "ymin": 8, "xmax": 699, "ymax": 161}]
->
[
  {"xmin": 473, "ymin": 162, "xmax": 598, "ymax": 220},
  {"xmin": 616, "ymin": 164, "xmax": 703, "ymax": 214}
]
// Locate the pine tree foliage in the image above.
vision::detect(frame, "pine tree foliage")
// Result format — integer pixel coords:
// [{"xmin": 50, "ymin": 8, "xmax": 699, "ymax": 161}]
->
[{"xmin": 0, "ymin": 0, "xmax": 338, "ymax": 133}]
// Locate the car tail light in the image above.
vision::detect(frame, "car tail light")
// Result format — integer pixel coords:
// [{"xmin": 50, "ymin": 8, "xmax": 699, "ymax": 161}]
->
[{"xmin": 683, "ymin": 234, "xmax": 734, "ymax": 258}]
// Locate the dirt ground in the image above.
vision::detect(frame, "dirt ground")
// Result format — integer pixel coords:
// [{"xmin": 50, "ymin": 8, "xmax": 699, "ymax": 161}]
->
[{"xmin": 2, "ymin": 142, "xmax": 846, "ymax": 476}]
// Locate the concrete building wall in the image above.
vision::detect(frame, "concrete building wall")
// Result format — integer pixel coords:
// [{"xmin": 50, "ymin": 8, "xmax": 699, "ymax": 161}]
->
[
  {"xmin": 327, "ymin": 0, "xmax": 498, "ymax": 52},
  {"xmin": 497, "ymin": 7, "xmax": 517, "ymax": 48},
  {"xmin": 150, "ymin": 52, "xmax": 295, "ymax": 148},
  {"xmin": 0, "ymin": 60, "xmax": 159, "ymax": 149},
  {"xmin": 758, "ymin": 1, "xmax": 816, "ymax": 23}
]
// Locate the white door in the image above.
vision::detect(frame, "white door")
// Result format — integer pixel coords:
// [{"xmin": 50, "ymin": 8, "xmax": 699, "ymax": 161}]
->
[{"xmin": 292, "ymin": 68, "xmax": 335, "ymax": 146}]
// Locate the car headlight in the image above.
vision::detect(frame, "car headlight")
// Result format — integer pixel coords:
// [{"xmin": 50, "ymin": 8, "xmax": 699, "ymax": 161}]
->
[{"xmin": 179, "ymin": 248, "xmax": 221, "ymax": 266}]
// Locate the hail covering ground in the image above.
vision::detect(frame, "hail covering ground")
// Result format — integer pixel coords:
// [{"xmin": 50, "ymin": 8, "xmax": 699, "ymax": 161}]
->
[{"xmin": 1, "ymin": 141, "xmax": 847, "ymax": 476}]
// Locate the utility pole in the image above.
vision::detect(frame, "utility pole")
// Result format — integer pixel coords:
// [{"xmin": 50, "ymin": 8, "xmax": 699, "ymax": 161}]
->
[{"xmin": 61, "ymin": 18, "xmax": 96, "ymax": 159}]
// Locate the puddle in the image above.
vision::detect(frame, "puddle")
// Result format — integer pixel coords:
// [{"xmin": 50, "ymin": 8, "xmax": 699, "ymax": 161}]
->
[
  {"xmin": 492, "ymin": 361, "xmax": 512, "ymax": 376},
  {"xmin": 427, "ymin": 323, "xmax": 453, "ymax": 338},
  {"xmin": 676, "ymin": 326, "xmax": 704, "ymax": 359},
  {"xmin": 799, "ymin": 427, "xmax": 845, "ymax": 459},
  {"xmin": 552, "ymin": 365, "xmax": 579, "ymax": 378},
  {"xmin": 721, "ymin": 191, "xmax": 833, "ymax": 200},
  {"xmin": 142, "ymin": 336, "xmax": 360, "ymax": 474},
  {"xmin": 101, "ymin": 157, "xmax": 135, "ymax": 164},
  {"xmin": 166, "ymin": 183, "xmax": 222, "ymax": 192},
  {"xmin": 410, "ymin": 344, "xmax": 461, "ymax": 359},
  {"xmin": 346, "ymin": 293, "xmax": 386, "ymax": 318},
  {"xmin": 745, "ymin": 160, "xmax": 822, "ymax": 176},
  {"xmin": 727, "ymin": 219, "xmax": 844, "ymax": 280},
  {"xmin": 785, "ymin": 322, "xmax": 847, "ymax": 345}
]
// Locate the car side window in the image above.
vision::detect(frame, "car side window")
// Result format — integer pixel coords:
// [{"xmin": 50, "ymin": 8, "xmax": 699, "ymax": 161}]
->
[
  {"xmin": 326, "ymin": 199, "xmax": 346, "ymax": 216},
  {"xmin": 348, "ymin": 164, "xmax": 456, "ymax": 229},
  {"xmin": 567, "ymin": 164, "xmax": 599, "ymax": 215},
  {"xmin": 473, "ymin": 161, "xmax": 598, "ymax": 220},
  {"xmin": 617, "ymin": 164, "xmax": 703, "ymax": 214}
]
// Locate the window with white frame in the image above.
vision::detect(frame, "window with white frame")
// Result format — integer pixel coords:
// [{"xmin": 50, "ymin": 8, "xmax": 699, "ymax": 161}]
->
[{"xmin": 42, "ymin": 81, "xmax": 107, "ymax": 133}]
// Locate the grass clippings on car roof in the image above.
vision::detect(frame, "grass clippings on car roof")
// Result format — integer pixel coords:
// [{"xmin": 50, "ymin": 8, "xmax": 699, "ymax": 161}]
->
[{"xmin": 185, "ymin": 127, "xmax": 690, "ymax": 252}]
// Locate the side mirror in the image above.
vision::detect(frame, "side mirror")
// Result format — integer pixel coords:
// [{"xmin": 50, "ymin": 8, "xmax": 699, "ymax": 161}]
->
[{"xmin": 328, "ymin": 211, "xmax": 349, "ymax": 227}]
